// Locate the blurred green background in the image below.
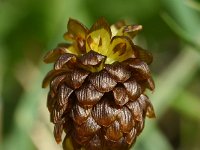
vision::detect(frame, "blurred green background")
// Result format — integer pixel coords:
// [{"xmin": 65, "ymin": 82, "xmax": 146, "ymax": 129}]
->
[{"xmin": 1, "ymin": 0, "xmax": 200, "ymax": 150}]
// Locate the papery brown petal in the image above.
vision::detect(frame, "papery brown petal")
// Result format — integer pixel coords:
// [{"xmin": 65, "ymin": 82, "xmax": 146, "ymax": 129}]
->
[
  {"xmin": 125, "ymin": 58, "xmax": 151, "ymax": 79},
  {"xmin": 75, "ymin": 116, "xmax": 101, "ymax": 137},
  {"xmin": 90, "ymin": 70, "xmax": 117, "ymax": 92},
  {"xmin": 54, "ymin": 122, "xmax": 64, "ymax": 143},
  {"xmin": 63, "ymin": 117, "xmax": 73, "ymax": 136},
  {"xmin": 126, "ymin": 101, "xmax": 143, "ymax": 122},
  {"xmin": 137, "ymin": 94, "xmax": 149, "ymax": 111},
  {"xmin": 125, "ymin": 127, "xmax": 137, "ymax": 145},
  {"xmin": 113, "ymin": 86, "xmax": 129, "ymax": 106},
  {"xmin": 79, "ymin": 50, "xmax": 106, "ymax": 66},
  {"xmin": 105, "ymin": 120, "xmax": 123, "ymax": 141},
  {"xmin": 136, "ymin": 120, "xmax": 145, "ymax": 135},
  {"xmin": 123, "ymin": 25, "xmax": 143, "ymax": 38},
  {"xmin": 72, "ymin": 131, "xmax": 92, "ymax": 145},
  {"xmin": 75, "ymin": 84, "xmax": 103, "ymax": 107},
  {"xmin": 123, "ymin": 79, "xmax": 142, "ymax": 101},
  {"xmin": 58, "ymin": 84, "xmax": 73, "ymax": 106},
  {"xmin": 50, "ymin": 104, "xmax": 67, "ymax": 123},
  {"xmin": 54, "ymin": 53, "xmax": 77, "ymax": 70},
  {"xmin": 42, "ymin": 69, "xmax": 67, "ymax": 88},
  {"xmin": 64, "ymin": 18, "xmax": 88, "ymax": 41},
  {"xmin": 117, "ymin": 107, "xmax": 135, "ymax": 133},
  {"xmin": 147, "ymin": 77, "xmax": 155, "ymax": 91},
  {"xmin": 50, "ymin": 74, "xmax": 66, "ymax": 93},
  {"xmin": 47, "ymin": 91, "xmax": 56, "ymax": 112},
  {"xmin": 105, "ymin": 137, "xmax": 129, "ymax": 150},
  {"xmin": 134, "ymin": 45, "xmax": 153, "ymax": 64},
  {"xmin": 89, "ymin": 17, "xmax": 111, "ymax": 37},
  {"xmin": 86, "ymin": 134, "xmax": 102, "ymax": 150},
  {"xmin": 146, "ymin": 101, "xmax": 156, "ymax": 118},
  {"xmin": 65, "ymin": 69, "xmax": 90, "ymax": 89},
  {"xmin": 92, "ymin": 99, "xmax": 118, "ymax": 127},
  {"xmin": 105, "ymin": 63, "xmax": 131, "ymax": 82},
  {"xmin": 71, "ymin": 104, "xmax": 91, "ymax": 125},
  {"xmin": 43, "ymin": 46, "xmax": 69, "ymax": 63}
]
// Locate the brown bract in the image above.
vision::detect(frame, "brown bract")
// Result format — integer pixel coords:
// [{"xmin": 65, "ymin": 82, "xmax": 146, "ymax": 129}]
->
[{"xmin": 42, "ymin": 17, "xmax": 155, "ymax": 150}]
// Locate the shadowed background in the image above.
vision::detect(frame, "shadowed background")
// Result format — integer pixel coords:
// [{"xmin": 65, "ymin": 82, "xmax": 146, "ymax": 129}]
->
[{"xmin": 0, "ymin": 0, "xmax": 200, "ymax": 150}]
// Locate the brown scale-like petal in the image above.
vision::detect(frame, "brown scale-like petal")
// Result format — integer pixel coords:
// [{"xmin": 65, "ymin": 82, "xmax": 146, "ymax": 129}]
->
[
  {"xmin": 79, "ymin": 50, "xmax": 106, "ymax": 66},
  {"xmin": 50, "ymin": 74, "xmax": 66, "ymax": 93},
  {"xmin": 75, "ymin": 84, "xmax": 103, "ymax": 107},
  {"xmin": 124, "ymin": 58, "xmax": 151, "ymax": 80},
  {"xmin": 113, "ymin": 86, "xmax": 129, "ymax": 106},
  {"xmin": 54, "ymin": 122, "xmax": 64, "ymax": 143},
  {"xmin": 54, "ymin": 53, "xmax": 76, "ymax": 70},
  {"xmin": 75, "ymin": 116, "xmax": 101, "ymax": 137},
  {"xmin": 126, "ymin": 101, "xmax": 143, "ymax": 122},
  {"xmin": 136, "ymin": 120, "xmax": 145, "ymax": 135},
  {"xmin": 117, "ymin": 107, "xmax": 135, "ymax": 133},
  {"xmin": 58, "ymin": 84, "xmax": 73, "ymax": 106},
  {"xmin": 50, "ymin": 104, "xmax": 67, "ymax": 123},
  {"xmin": 64, "ymin": 18, "xmax": 88, "ymax": 42},
  {"xmin": 42, "ymin": 69, "xmax": 67, "ymax": 88},
  {"xmin": 105, "ymin": 120, "xmax": 123, "ymax": 141},
  {"xmin": 65, "ymin": 69, "xmax": 89, "ymax": 89},
  {"xmin": 63, "ymin": 117, "xmax": 73, "ymax": 136},
  {"xmin": 85, "ymin": 134, "xmax": 102, "ymax": 150},
  {"xmin": 137, "ymin": 94, "xmax": 156, "ymax": 118},
  {"xmin": 133, "ymin": 45, "xmax": 153, "ymax": 65},
  {"xmin": 92, "ymin": 99, "xmax": 119, "ymax": 127},
  {"xmin": 123, "ymin": 79, "xmax": 142, "ymax": 101},
  {"xmin": 105, "ymin": 62, "xmax": 131, "ymax": 82},
  {"xmin": 43, "ymin": 45, "xmax": 70, "ymax": 63},
  {"xmin": 146, "ymin": 102, "xmax": 156, "ymax": 118},
  {"xmin": 105, "ymin": 137, "xmax": 129, "ymax": 150},
  {"xmin": 47, "ymin": 91, "xmax": 56, "ymax": 112},
  {"xmin": 71, "ymin": 131, "xmax": 92, "ymax": 146},
  {"xmin": 71, "ymin": 104, "xmax": 91, "ymax": 125},
  {"xmin": 90, "ymin": 70, "xmax": 117, "ymax": 92},
  {"xmin": 125, "ymin": 127, "xmax": 137, "ymax": 145}
]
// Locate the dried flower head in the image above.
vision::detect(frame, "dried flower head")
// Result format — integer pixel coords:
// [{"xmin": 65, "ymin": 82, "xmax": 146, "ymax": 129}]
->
[{"xmin": 42, "ymin": 17, "xmax": 155, "ymax": 150}]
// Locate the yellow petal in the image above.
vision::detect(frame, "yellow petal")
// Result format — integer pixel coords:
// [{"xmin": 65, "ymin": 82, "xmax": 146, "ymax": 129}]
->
[
  {"xmin": 106, "ymin": 36, "xmax": 136, "ymax": 64},
  {"xmin": 86, "ymin": 17, "xmax": 111, "ymax": 55}
]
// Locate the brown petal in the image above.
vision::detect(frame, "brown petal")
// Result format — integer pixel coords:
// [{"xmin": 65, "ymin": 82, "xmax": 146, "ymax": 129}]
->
[
  {"xmin": 113, "ymin": 86, "xmax": 129, "ymax": 106},
  {"xmin": 124, "ymin": 58, "xmax": 151, "ymax": 80},
  {"xmin": 50, "ymin": 74, "xmax": 66, "ymax": 93},
  {"xmin": 125, "ymin": 127, "xmax": 137, "ymax": 145},
  {"xmin": 146, "ymin": 101, "xmax": 156, "ymax": 118},
  {"xmin": 133, "ymin": 45, "xmax": 153, "ymax": 65},
  {"xmin": 92, "ymin": 99, "xmax": 119, "ymax": 127},
  {"xmin": 64, "ymin": 18, "xmax": 88, "ymax": 41},
  {"xmin": 105, "ymin": 120, "xmax": 123, "ymax": 141},
  {"xmin": 54, "ymin": 122, "xmax": 64, "ymax": 143},
  {"xmin": 89, "ymin": 17, "xmax": 111, "ymax": 37},
  {"xmin": 105, "ymin": 63, "xmax": 131, "ymax": 82},
  {"xmin": 105, "ymin": 137, "xmax": 128, "ymax": 150},
  {"xmin": 75, "ymin": 84, "xmax": 103, "ymax": 107},
  {"xmin": 75, "ymin": 116, "xmax": 101, "ymax": 137},
  {"xmin": 58, "ymin": 84, "xmax": 73, "ymax": 106},
  {"xmin": 65, "ymin": 69, "xmax": 90, "ymax": 89},
  {"xmin": 43, "ymin": 45, "xmax": 69, "ymax": 63},
  {"xmin": 117, "ymin": 107, "xmax": 135, "ymax": 133},
  {"xmin": 86, "ymin": 134, "xmax": 102, "ymax": 150},
  {"xmin": 71, "ymin": 131, "xmax": 92, "ymax": 145},
  {"xmin": 89, "ymin": 70, "xmax": 117, "ymax": 92},
  {"xmin": 123, "ymin": 79, "xmax": 142, "ymax": 101},
  {"xmin": 79, "ymin": 50, "xmax": 106, "ymax": 66},
  {"xmin": 50, "ymin": 104, "xmax": 67, "ymax": 123},
  {"xmin": 47, "ymin": 91, "xmax": 56, "ymax": 112},
  {"xmin": 71, "ymin": 104, "xmax": 91, "ymax": 125},
  {"xmin": 42, "ymin": 69, "xmax": 67, "ymax": 88},
  {"xmin": 126, "ymin": 101, "xmax": 143, "ymax": 122},
  {"xmin": 54, "ymin": 53, "xmax": 76, "ymax": 70}
]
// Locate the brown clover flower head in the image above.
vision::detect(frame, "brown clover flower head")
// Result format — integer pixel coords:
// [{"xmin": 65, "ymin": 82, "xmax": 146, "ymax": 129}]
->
[{"xmin": 42, "ymin": 17, "xmax": 155, "ymax": 150}]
